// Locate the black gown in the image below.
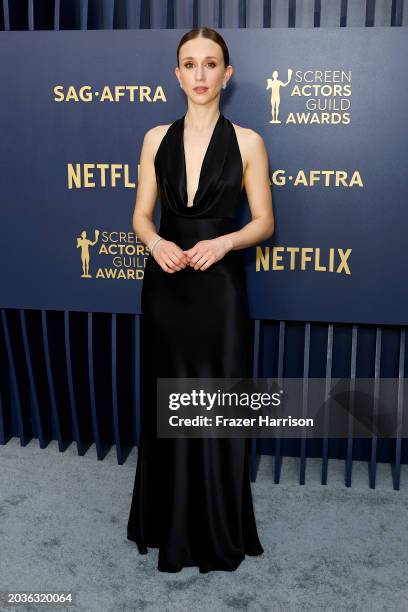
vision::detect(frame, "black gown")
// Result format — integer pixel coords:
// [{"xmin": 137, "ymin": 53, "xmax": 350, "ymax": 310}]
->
[{"xmin": 127, "ymin": 111, "xmax": 264, "ymax": 573}]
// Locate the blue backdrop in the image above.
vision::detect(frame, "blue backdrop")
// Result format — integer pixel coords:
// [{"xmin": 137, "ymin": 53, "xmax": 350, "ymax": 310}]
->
[{"xmin": 1, "ymin": 27, "xmax": 407, "ymax": 325}]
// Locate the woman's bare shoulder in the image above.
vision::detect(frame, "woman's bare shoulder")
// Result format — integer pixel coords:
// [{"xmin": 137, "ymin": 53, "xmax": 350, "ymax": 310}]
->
[
  {"xmin": 230, "ymin": 121, "xmax": 266, "ymax": 171},
  {"xmin": 143, "ymin": 123, "xmax": 172, "ymax": 159},
  {"xmin": 231, "ymin": 121, "xmax": 265, "ymax": 149}
]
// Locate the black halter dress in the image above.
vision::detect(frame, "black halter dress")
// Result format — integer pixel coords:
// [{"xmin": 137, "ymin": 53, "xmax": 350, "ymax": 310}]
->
[{"xmin": 127, "ymin": 112, "xmax": 264, "ymax": 573}]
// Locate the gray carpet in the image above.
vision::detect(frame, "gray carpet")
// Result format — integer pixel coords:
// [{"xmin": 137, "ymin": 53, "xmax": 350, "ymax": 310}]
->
[{"xmin": 0, "ymin": 437, "xmax": 407, "ymax": 612}]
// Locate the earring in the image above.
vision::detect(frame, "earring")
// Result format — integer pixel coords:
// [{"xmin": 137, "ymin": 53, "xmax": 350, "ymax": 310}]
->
[
  {"xmin": 222, "ymin": 80, "xmax": 227, "ymax": 89},
  {"xmin": 180, "ymin": 83, "xmax": 183, "ymax": 88}
]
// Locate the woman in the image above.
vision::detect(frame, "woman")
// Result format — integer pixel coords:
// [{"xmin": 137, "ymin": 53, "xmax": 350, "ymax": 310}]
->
[{"xmin": 127, "ymin": 26, "xmax": 274, "ymax": 573}]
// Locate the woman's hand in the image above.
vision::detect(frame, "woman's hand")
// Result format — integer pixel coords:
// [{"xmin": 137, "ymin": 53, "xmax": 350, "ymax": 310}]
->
[
  {"xmin": 183, "ymin": 236, "xmax": 234, "ymax": 271},
  {"xmin": 152, "ymin": 239, "xmax": 190, "ymax": 273}
]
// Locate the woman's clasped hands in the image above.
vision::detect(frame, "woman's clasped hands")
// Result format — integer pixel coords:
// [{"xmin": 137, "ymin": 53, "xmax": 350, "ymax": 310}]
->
[{"xmin": 152, "ymin": 236, "xmax": 233, "ymax": 273}]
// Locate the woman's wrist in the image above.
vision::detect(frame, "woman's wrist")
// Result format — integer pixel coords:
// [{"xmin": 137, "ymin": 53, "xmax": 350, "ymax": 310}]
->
[
  {"xmin": 224, "ymin": 235, "xmax": 234, "ymax": 252},
  {"xmin": 148, "ymin": 235, "xmax": 163, "ymax": 256}
]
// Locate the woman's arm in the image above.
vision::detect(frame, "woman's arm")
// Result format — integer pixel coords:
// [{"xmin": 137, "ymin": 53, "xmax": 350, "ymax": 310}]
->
[
  {"xmin": 133, "ymin": 127, "xmax": 189, "ymax": 273},
  {"xmin": 224, "ymin": 129, "xmax": 274, "ymax": 251},
  {"xmin": 132, "ymin": 127, "xmax": 162, "ymax": 250}
]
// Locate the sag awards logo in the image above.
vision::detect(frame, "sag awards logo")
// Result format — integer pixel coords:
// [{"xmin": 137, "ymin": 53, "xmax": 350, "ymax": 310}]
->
[
  {"xmin": 76, "ymin": 229, "xmax": 147, "ymax": 280},
  {"xmin": 266, "ymin": 68, "xmax": 351, "ymax": 125}
]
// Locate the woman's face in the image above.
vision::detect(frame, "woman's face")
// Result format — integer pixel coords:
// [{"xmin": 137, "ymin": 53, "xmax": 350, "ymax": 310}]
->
[{"xmin": 176, "ymin": 37, "xmax": 230, "ymax": 103}]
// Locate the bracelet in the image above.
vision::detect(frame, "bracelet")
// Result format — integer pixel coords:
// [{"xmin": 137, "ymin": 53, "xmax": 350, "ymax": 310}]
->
[{"xmin": 148, "ymin": 236, "xmax": 163, "ymax": 257}]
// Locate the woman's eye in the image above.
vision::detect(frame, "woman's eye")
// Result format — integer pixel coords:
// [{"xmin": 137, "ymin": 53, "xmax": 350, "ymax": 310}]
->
[{"xmin": 184, "ymin": 62, "xmax": 216, "ymax": 69}]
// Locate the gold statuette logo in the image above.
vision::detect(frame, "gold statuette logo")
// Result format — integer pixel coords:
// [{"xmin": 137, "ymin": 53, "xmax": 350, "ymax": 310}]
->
[{"xmin": 76, "ymin": 229, "xmax": 100, "ymax": 278}]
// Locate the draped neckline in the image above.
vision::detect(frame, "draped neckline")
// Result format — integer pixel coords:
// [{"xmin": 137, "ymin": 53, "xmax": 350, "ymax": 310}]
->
[{"xmin": 180, "ymin": 112, "xmax": 223, "ymax": 209}]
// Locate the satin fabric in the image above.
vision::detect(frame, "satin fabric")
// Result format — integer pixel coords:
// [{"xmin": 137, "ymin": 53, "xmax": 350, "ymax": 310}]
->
[{"xmin": 127, "ymin": 112, "xmax": 264, "ymax": 573}]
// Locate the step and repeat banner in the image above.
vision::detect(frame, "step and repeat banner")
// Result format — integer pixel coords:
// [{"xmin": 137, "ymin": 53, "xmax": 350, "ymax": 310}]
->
[{"xmin": 0, "ymin": 28, "xmax": 407, "ymax": 325}]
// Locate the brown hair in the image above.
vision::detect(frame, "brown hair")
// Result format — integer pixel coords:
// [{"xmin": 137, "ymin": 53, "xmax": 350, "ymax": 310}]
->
[{"xmin": 176, "ymin": 27, "xmax": 230, "ymax": 68}]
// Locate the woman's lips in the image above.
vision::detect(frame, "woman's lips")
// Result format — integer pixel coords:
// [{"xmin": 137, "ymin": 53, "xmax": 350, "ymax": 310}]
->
[{"xmin": 194, "ymin": 87, "xmax": 208, "ymax": 93}]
